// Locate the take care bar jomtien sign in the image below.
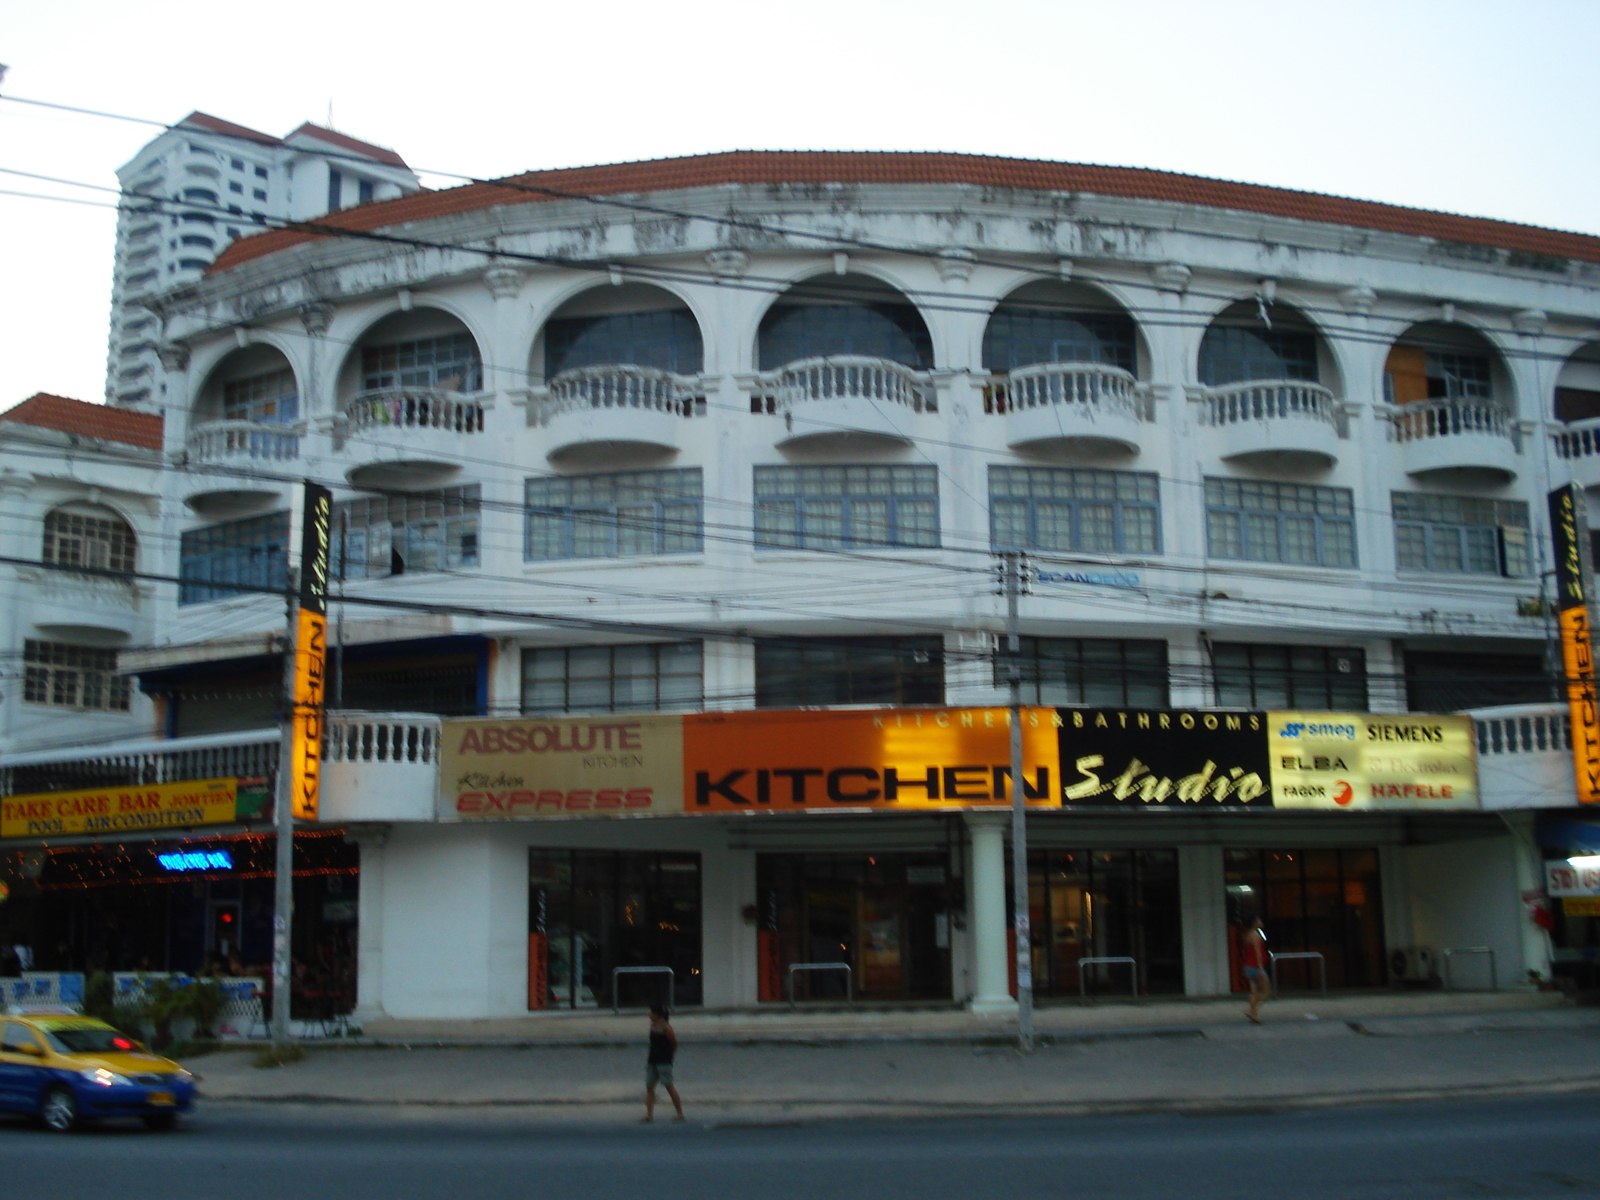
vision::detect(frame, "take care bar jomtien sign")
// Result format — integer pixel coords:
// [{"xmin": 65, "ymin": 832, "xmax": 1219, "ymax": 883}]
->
[
  {"xmin": 2, "ymin": 778, "xmax": 241, "ymax": 839},
  {"xmin": 438, "ymin": 706, "xmax": 1480, "ymax": 818}
]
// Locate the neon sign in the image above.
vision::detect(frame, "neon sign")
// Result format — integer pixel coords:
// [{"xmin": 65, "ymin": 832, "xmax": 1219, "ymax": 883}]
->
[{"xmin": 156, "ymin": 850, "xmax": 233, "ymax": 872}]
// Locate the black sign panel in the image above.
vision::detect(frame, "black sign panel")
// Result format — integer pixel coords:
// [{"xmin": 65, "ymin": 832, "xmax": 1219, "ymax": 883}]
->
[
  {"xmin": 298, "ymin": 482, "xmax": 333, "ymax": 616},
  {"xmin": 1057, "ymin": 708, "xmax": 1271, "ymax": 807},
  {"xmin": 1549, "ymin": 484, "xmax": 1593, "ymax": 613}
]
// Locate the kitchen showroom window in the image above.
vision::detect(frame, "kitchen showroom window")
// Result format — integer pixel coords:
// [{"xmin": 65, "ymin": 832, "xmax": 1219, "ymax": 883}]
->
[
  {"xmin": 990, "ymin": 466, "xmax": 1159, "ymax": 554},
  {"xmin": 1212, "ymin": 643, "xmax": 1367, "ymax": 710},
  {"xmin": 337, "ymin": 485, "xmax": 480, "ymax": 580},
  {"xmin": 24, "ymin": 641, "xmax": 130, "ymax": 711},
  {"xmin": 1205, "ymin": 478, "xmax": 1356, "ymax": 568},
  {"xmin": 525, "ymin": 469, "xmax": 702, "ymax": 561},
  {"xmin": 1392, "ymin": 492, "xmax": 1530, "ymax": 576},
  {"xmin": 754, "ymin": 465, "xmax": 938, "ymax": 550},
  {"xmin": 521, "ymin": 642, "xmax": 703, "ymax": 714}
]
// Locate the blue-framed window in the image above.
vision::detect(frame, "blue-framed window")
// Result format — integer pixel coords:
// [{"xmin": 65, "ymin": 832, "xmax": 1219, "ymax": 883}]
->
[
  {"xmin": 1393, "ymin": 491, "xmax": 1528, "ymax": 576},
  {"xmin": 998, "ymin": 637, "xmax": 1169, "ymax": 708},
  {"xmin": 758, "ymin": 303, "xmax": 932, "ymax": 369},
  {"xmin": 990, "ymin": 466, "xmax": 1159, "ymax": 554},
  {"xmin": 982, "ymin": 307, "xmax": 1136, "ymax": 372},
  {"xmin": 544, "ymin": 309, "xmax": 703, "ymax": 376},
  {"xmin": 338, "ymin": 485, "xmax": 480, "ymax": 580},
  {"xmin": 1205, "ymin": 478, "xmax": 1355, "ymax": 568},
  {"xmin": 525, "ymin": 470, "xmax": 702, "ymax": 561},
  {"xmin": 179, "ymin": 511, "xmax": 289, "ymax": 605},
  {"xmin": 1199, "ymin": 324, "xmax": 1318, "ymax": 385},
  {"xmin": 222, "ymin": 369, "xmax": 298, "ymax": 423},
  {"xmin": 754, "ymin": 465, "xmax": 938, "ymax": 550},
  {"xmin": 522, "ymin": 642, "xmax": 703, "ymax": 714},
  {"xmin": 361, "ymin": 332, "xmax": 482, "ymax": 392}
]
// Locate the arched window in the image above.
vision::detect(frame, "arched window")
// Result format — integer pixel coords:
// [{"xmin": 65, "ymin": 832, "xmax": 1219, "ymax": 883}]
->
[
  {"xmin": 1199, "ymin": 303, "xmax": 1321, "ymax": 386},
  {"xmin": 43, "ymin": 505, "xmax": 136, "ymax": 573},
  {"xmin": 758, "ymin": 275, "xmax": 932, "ymax": 369}
]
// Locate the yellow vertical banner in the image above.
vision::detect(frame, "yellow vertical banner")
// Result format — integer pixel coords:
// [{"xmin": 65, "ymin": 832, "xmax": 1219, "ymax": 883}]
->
[
  {"xmin": 290, "ymin": 483, "xmax": 333, "ymax": 820},
  {"xmin": 1549, "ymin": 485, "xmax": 1600, "ymax": 805}
]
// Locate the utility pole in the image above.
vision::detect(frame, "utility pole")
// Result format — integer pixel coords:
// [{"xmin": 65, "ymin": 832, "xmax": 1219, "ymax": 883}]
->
[
  {"xmin": 1001, "ymin": 550, "xmax": 1034, "ymax": 1052},
  {"xmin": 269, "ymin": 587, "xmax": 298, "ymax": 1046}
]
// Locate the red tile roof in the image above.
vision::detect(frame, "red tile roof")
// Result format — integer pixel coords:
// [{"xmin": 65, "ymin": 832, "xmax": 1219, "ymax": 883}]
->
[
  {"xmin": 0, "ymin": 394, "xmax": 163, "ymax": 451},
  {"xmin": 286, "ymin": 123, "xmax": 409, "ymax": 169},
  {"xmin": 178, "ymin": 111, "xmax": 282, "ymax": 149},
  {"xmin": 208, "ymin": 150, "xmax": 1600, "ymax": 275}
]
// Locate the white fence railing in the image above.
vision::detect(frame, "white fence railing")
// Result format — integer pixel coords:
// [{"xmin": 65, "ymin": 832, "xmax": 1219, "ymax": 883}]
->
[
  {"xmin": 0, "ymin": 729, "xmax": 279, "ymax": 797},
  {"xmin": 187, "ymin": 420, "xmax": 304, "ymax": 463},
  {"xmin": 325, "ymin": 712, "xmax": 441, "ymax": 765},
  {"xmin": 342, "ymin": 388, "xmax": 485, "ymax": 435},
  {"xmin": 1473, "ymin": 705, "xmax": 1570, "ymax": 757},
  {"xmin": 1202, "ymin": 379, "xmax": 1339, "ymax": 429},
  {"xmin": 534, "ymin": 365, "xmax": 705, "ymax": 423},
  {"xmin": 1387, "ymin": 399, "xmax": 1520, "ymax": 449},
  {"xmin": 1552, "ymin": 419, "xmax": 1600, "ymax": 462},
  {"xmin": 985, "ymin": 362, "xmax": 1142, "ymax": 419},
  {"xmin": 763, "ymin": 355, "xmax": 935, "ymax": 413}
]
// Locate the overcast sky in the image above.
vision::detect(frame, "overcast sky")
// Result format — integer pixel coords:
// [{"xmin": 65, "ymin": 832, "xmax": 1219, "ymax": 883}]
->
[{"xmin": 2, "ymin": 0, "xmax": 1596, "ymax": 408}]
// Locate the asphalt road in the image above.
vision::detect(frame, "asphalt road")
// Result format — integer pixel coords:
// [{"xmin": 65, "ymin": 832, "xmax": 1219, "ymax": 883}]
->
[{"xmin": 3, "ymin": 1092, "xmax": 1597, "ymax": 1200}]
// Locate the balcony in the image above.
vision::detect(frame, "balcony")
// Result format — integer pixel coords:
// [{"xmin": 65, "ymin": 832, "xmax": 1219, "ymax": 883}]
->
[
  {"xmin": 1470, "ymin": 704, "xmax": 1575, "ymax": 810},
  {"xmin": 337, "ymin": 388, "xmax": 487, "ymax": 489},
  {"xmin": 31, "ymin": 572, "xmax": 141, "ymax": 641},
  {"xmin": 1199, "ymin": 380, "xmax": 1342, "ymax": 468},
  {"xmin": 181, "ymin": 419, "xmax": 304, "ymax": 516},
  {"xmin": 0, "ymin": 714, "xmax": 442, "ymax": 828},
  {"xmin": 530, "ymin": 365, "xmax": 705, "ymax": 465},
  {"xmin": 1387, "ymin": 400, "xmax": 1521, "ymax": 482},
  {"xmin": 1552, "ymin": 420, "xmax": 1600, "ymax": 490},
  {"xmin": 987, "ymin": 362, "xmax": 1143, "ymax": 456},
  {"xmin": 760, "ymin": 356, "xmax": 934, "ymax": 449}
]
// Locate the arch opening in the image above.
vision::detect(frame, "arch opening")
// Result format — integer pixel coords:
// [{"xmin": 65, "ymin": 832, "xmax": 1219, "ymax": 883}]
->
[
  {"xmin": 195, "ymin": 344, "xmax": 299, "ymax": 425},
  {"xmin": 983, "ymin": 281, "xmax": 1142, "ymax": 375},
  {"xmin": 758, "ymin": 274, "xmax": 932, "ymax": 370},
  {"xmin": 1199, "ymin": 301, "xmax": 1335, "ymax": 391},
  {"xmin": 1556, "ymin": 341, "xmax": 1600, "ymax": 424},
  {"xmin": 536, "ymin": 283, "xmax": 703, "ymax": 382},
  {"xmin": 339, "ymin": 308, "xmax": 484, "ymax": 401},
  {"xmin": 1384, "ymin": 321, "xmax": 1511, "ymax": 413}
]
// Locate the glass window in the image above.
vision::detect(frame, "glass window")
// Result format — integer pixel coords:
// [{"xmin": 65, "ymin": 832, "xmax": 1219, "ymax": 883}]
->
[
  {"xmin": 758, "ymin": 303, "xmax": 932, "ymax": 369},
  {"xmin": 24, "ymin": 641, "xmax": 130, "ymax": 711},
  {"xmin": 544, "ymin": 309, "xmax": 703, "ymax": 376},
  {"xmin": 1212, "ymin": 643, "xmax": 1367, "ymax": 710},
  {"xmin": 1393, "ymin": 492, "xmax": 1529, "ymax": 576},
  {"xmin": 1205, "ymin": 478, "xmax": 1356, "ymax": 568},
  {"xmin": 1225, "ymin": 849, "xmax": 1385, "ymax": 989},
  {"xmin": 327, "ymin": 169, "xmax": 343, "ymax": 212},
  {"xmin": 361, "ymin": 333, "xmax": 482, "ymax": 392},
  {"xmin": 521, "ymin": 642, "xmax": 702, "ymax": 714},
  {"xmin": 337, "ymin": 485, "xmax": 480, "ymax": 580},
  {"xmin": 525, "ymin": 469, "xmax": 702, "ymax": 561},
  {"xmin": 178, "ymin": 511, "xmax": 289, "ymax": 605},
  {"xmin": 754, "ymin": 465, "xmax": 938, "ymax": 550},
  {"xmin": 1404, "ymin": 649, "xmax": 1553, "ymax": 712},
  {"xmin": 43, "ymin": 508, "xmax": 136, "ymax": 573},
  {"xmin": 357, "ymin": 180, "xmax": 374, "ymax": 205},
  {"xmin": 755, "ymin": 635, "xmax": 944, "ymax": 707},
  {"xmin": 989, "ymin": 466, "xmax": 1159, "ymax": 554},
  {"xmin": 1000, "ymin": 637, "xmax": 1168, "ymax": 707},
  {"xmin": 982, "ymin": 307, "xmax": 1136, "ymax": 372},
  {"xmin": 1425, "ymin": 351, "xmax": 1492, "ymax": 401},
  {"xmin": 221, "ymin": 369, "xmax": 298, "ymax": 423},
  {"xmin": 1199, "ymin": 325, "xmax": 1318, "ymax": 386}
]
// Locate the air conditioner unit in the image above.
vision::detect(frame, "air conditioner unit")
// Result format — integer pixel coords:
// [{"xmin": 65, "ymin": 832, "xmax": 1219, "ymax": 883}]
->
[{"xmin": 1389, "ymin": 946, "xmax": 1437, "ymax": 984}]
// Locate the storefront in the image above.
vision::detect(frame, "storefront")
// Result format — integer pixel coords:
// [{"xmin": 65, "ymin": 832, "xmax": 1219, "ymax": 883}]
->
[{"xmin": 1536, "ymin": 814, "xmax": 1600, "ymax": 992}]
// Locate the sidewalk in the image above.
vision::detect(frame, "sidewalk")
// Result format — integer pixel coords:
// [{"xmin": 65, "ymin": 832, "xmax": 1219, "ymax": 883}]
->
[{"xmin": 192, "ymin": 992, "xmax": 1600, "ymax": 1124}]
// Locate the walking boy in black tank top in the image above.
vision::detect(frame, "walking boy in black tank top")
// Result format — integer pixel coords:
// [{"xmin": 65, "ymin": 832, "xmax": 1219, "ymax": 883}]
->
[{"xmin": 643, "ymin": 1005, "xmax": 684, "ymax": 1122}]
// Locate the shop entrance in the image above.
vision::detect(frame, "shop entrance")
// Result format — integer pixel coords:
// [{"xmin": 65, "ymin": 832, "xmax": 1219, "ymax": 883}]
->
[
  {"xmin": 757, "ymin": 853, "xmax": 953, "ymax": 1002},
  {"xmin": 1017, "ymin": 849, "xmax": 1183, "ymax": 997},
  {"xmin": 1225, "ymin": 849, "xmax": 1385, "ymax": 989},
  {"xmin": 527, "ymin": 850, "xmax": 702, "ymax": 1010}
]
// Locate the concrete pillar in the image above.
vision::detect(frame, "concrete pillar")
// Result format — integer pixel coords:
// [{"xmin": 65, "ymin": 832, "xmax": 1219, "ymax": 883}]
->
[
  {"xmin": 1178, "ymin": 844, "xmax": 1227, "ymax": 996},
  {"xmin": 349, "ymin": 828, "xmax": 389, "ymax": 1023},
  {"xmin": 1502, "ymin": 812, "xmax": 1553, "ymax": 985},
  {"xmin": 964, "ymin": 812, "xmax": 1017, "ymax": 1015}
]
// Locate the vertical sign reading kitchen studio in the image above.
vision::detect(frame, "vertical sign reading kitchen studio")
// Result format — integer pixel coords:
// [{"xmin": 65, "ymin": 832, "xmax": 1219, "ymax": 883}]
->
[
  {"xmin": 1549, "ymin": 484, "xmax": 1600, "ymax": 805},
  {"xmin": 290, "ymin": 483, "xmax": 332, "ymax": 820}
]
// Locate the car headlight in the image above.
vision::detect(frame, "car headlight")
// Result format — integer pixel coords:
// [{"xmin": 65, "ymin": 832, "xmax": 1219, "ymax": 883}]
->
[
  {"xmin": 174, "ymin": 1069, "xmax": 196, "ymax": 1083},
  {"xmin": 80, "ymin": 1067, "xmax": 132, "ymax": 1087}
]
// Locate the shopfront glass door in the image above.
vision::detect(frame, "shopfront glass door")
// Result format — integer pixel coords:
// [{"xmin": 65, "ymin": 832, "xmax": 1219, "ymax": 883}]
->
[
  {"xmin": 1224, "ymin": 849, "xmax": 1384, "ymax": 989},
  {"xmin": 528, "ymin": 850, "xmax": 702, "ymax": 1010}
]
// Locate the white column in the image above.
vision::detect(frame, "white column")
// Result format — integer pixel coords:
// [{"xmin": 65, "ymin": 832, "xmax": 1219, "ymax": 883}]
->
[
  {"xmin": 1177, "ymin": 844, "xmax": 1227, "ymax": 996},
  {"xmin": 964, "ymin": 812, "xmax": 1017, "ymax": 1015},
  {"xmin": 349, "ymin": 828, "xmax": 388, "ymax": 1023},
  {"xmin": 1502, "ymin": 812, "xmax": 1553, "ymax": 986}
]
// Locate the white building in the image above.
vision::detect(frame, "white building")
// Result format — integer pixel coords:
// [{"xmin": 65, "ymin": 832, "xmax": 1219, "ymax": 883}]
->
[
  {"xmin": 11, "ymin": 151, "xmax": 1600, "ymax": 1014},
  {"xmin": 106, "ymin": 113, "xmax": 418, "ymax": 410}
]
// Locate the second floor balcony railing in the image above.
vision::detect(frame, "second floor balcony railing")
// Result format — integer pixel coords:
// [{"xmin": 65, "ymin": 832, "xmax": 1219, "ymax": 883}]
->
[
  {"xmin": 1387, "ymin": 399, "xmax": 1519, "ymax": 448},
  {"xmin": 1201, "ymin": 379, "xmax": 1339, "ymax": 429},
  {"xmin": 984, "ymin": 362, "xmax": 1142, "ymax": 418},
  {"xmin": 767, "ymin": 355, "xmax": 936, "ymax": 414},
  {"xmin": 341, "ymin": 388, "xmax": 486, "ymax": 436},
  {"xmin": 187, "ymin": 420, "xmax": 304, "ymax": 464},
  {"xmin": 534, "ymin": 365, "xmax": 706, "ymax": 422},
  {"xmin": 1198, "ymin": 379, "xmax": 1343, "ymax": 466}
]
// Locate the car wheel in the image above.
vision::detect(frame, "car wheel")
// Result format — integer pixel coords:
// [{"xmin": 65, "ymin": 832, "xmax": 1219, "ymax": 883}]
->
[
  {"xmin": 142, "ymin": 1113, "xmax": 178, "ymax": 1132},
  {"xmin": 40, "ymin": 1087, "xmax": 79, "ymax": 1133}
]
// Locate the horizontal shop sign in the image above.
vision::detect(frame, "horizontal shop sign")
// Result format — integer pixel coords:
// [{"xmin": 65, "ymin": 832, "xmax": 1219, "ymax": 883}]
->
[
  {"xmin": 1, "ymin": 777, "xmax": 243, "ymax": 839},
  {"xmin": 438, "ymin": 706, "xmax": 1481, "ymax": 819},
  {"xmin": 1547, "ymin": 860, "xmax": 1600, "ymax": 897},
  {"xmin": 1563, "ymin": 896, "xmax": 1600, "ymax": 916}
]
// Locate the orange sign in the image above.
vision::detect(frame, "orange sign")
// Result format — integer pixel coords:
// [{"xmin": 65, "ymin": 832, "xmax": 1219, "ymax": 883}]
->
[
  {"xmin": 1560, "ymin": 606, "xmax": 1600, "ymax": 804},
  {"xmin": 289, "ymin": 606, "xmax": 326, "ymax": 820},
  {"xmin": 682, "ymin": 707, "xmax": 1060, "ymax": 812}
]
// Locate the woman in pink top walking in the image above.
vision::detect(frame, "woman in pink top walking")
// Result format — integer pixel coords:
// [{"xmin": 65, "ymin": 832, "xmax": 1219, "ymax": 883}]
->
[{"xmin": 1242, "ymin": 917, "xmax": 1271, "ymax": 1024}]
